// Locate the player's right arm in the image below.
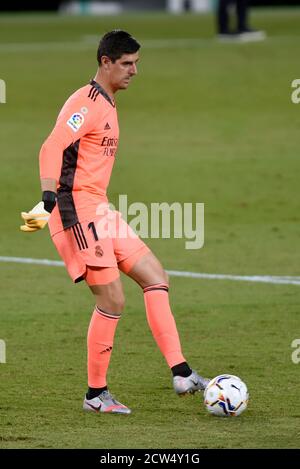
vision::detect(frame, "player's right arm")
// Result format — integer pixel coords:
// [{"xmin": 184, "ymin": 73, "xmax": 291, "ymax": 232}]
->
[{"xmin": 20, "ymin": 89, "xmax": 99, "ymax": 232}]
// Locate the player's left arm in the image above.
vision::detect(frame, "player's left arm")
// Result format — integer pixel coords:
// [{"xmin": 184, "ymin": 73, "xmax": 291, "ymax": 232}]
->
[
  {"xmin": 20, "ymin": 93, "xmax": 100, "ymax": 232},
  {"xmin": 20, "ymin": 178, "xmax": 57, "ymax": 232}
]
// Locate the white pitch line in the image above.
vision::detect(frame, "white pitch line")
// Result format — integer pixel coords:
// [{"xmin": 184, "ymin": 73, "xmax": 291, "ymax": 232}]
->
[
  {"xmin": 0, "ymin": 41, "xmax": 95, "ymax": 53},
  {"xmin": 167, "ymin": 270, "xmax": 300, "ymax": 286},
  {"xmin": 0, "ymin": 256, "xmax": 64, "ymax": 267},
  {"xmin": 0, "ymin": 38, "xmax": 210, "ymax": 53},
  {"xmin": 0, "ymin": 256, "xmax": 299, "ymax": 286},
  {"xmin": 0, "ymin": 36, "xmax": 299, "ymax": 54}
]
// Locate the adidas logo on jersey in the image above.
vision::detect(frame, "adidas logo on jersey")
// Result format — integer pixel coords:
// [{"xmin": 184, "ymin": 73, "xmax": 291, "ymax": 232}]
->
[{"xmin": 104, "ymin": 122, "xmax": 111, "ymax": 130}]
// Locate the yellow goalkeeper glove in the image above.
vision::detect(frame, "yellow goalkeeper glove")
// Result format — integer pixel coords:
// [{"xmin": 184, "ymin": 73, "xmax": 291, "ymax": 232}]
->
[{"xmin": 20, "ymin": 201, "xmax": 50, "ymax": 232}]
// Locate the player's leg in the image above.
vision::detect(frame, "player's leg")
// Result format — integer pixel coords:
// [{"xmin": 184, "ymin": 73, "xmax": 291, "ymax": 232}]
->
[
  {"xmin": 217, "ymin": 0, "xmax": 232, "ymax": 35},
  {"xmin": 83, "ymin": 267, "xmax": 131, "ymax": 414},
  {"xmin": 51, "ymin": 223, "xmax": 130, "ymax": 414},
  {"xmin": 119, "ymin": 251, "xmax": 210, "ymax": 395},
  {"xmin": 236, "ymin": 0, "xmax": 248, "ymax": 32},
  {"xmin": 235, "ymin": 0, "xmax": 265, "ymax": 39}
]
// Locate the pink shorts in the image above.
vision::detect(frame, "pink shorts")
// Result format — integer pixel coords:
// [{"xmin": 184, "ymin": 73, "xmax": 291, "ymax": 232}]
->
[{"xmin": 51, "ymin": 209, "xmax": 150, "ymax": 283}]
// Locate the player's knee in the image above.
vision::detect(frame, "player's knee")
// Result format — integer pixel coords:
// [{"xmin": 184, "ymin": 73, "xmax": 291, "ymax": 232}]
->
[
  {"xmin": 110, "ymin": 292, "xmax": 125, "ymax": 313},
  {"xmin": 162, "ymin": 269, "xmax": 169, "ymax": 286},
  {"xmin": 94, "ymin": 287, "xmax": 125, "ymax": 314},
  {"xmin": 107, "ymin": 291, "xmax": 125, "ymax": 313},
  {"xmin": 142, "ymin": 269, "xmax": 169, "ymax": 290},
  {"xmin": 96, "ymin": 297, "xmax": 125, "ymax": 314},
  {"xmin": 151, "ymin": 257, "xmax": 169, "ymax": 286},
  {"xmin": 155, "ymin": 267, "xmax": 169, "ymax": 286}
]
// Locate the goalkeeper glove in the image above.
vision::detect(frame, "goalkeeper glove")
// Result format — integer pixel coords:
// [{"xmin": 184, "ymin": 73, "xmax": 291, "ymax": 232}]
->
[{"xmin": 20, "ymin": 191, "xmax": 56, "ymax": 233}]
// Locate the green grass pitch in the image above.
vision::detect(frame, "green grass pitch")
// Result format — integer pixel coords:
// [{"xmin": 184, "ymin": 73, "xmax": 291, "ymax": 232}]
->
[{"xmin": 0, "ymin": 9, "xmax": 300, "ymax": 448}]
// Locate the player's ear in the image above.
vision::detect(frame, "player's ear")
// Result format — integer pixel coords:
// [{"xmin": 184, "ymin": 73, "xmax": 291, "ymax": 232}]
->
[{"xmin": 101, "ymin": 55, "xmax": 111, "ymax": 70}]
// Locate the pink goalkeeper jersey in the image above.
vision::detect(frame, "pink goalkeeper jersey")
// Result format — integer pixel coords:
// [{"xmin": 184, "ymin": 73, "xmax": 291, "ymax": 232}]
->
[{"xmin": 39, "ymin": 80, "xmax": 119, "ymax": 235}]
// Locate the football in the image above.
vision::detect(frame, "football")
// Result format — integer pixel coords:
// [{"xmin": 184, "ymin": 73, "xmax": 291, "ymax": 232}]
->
[{"xmin": 204, "ymin": 374, "xmax": 249, "ymax": 417}]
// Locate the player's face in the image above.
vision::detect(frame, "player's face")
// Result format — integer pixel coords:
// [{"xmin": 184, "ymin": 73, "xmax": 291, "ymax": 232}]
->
[{"xmin": 109, "ymin": 52, "xmax": 139, "ymax": 91}]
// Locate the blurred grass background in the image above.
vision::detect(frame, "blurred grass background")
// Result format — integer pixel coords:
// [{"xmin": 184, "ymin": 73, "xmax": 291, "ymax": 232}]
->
[{"xmin": 0, "ymin": 9, "xmax": 300, "ymax": 448}]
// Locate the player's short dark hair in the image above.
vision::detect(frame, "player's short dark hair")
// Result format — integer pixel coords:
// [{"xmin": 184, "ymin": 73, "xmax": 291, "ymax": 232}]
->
[{"xmin": 97, "ymin": 30, "xmax": 140, "ymax": 65}]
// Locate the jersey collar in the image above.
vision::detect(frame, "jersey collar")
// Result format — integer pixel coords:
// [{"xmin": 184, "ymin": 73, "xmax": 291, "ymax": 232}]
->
[{"xmin": 89, "ymin": 79, "xmax": 115, "ymax": 107}]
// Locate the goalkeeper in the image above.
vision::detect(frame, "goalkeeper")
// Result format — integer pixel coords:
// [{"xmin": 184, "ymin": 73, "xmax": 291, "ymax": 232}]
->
[{"xmin": 21, "ymin": 30, "xmax": 209, "ymax": 415}]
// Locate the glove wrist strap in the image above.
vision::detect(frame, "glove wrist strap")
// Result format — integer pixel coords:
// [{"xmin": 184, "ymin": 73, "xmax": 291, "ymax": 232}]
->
[{"xmin": 42, "ymin": 191, "xmax": 56, "ymax": 213}]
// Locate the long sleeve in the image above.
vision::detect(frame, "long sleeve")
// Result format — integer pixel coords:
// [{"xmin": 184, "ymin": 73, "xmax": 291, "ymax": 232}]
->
[{"xmin": 39, "ymin": 90, "xmax": 100, "ymax": 182}]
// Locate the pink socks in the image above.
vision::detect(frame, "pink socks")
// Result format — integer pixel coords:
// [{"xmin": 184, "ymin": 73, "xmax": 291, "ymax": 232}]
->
[
  {"xmin": 87, "ymin": 307, "xmax": 120, "ymax": 388},
  {"xmin": 143, "ymin": 283, "xmax": 186, "ymax": 368}
]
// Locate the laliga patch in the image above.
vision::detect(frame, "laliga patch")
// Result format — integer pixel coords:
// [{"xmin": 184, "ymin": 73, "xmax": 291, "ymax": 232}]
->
[{"xmin": 67, "ymin": 112, "xmax": 84, "ymax": 132}]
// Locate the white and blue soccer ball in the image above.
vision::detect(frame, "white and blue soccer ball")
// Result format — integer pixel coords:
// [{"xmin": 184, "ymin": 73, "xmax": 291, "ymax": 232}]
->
[{"xmin": 204, "ymin": 374, "xmax": 249, "ymax": 417}]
